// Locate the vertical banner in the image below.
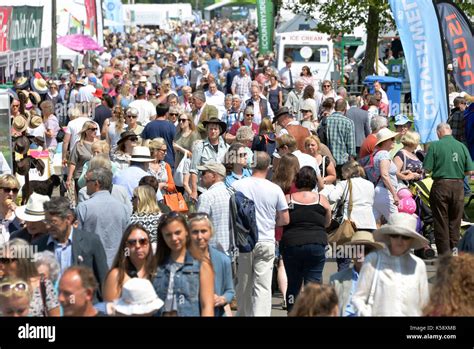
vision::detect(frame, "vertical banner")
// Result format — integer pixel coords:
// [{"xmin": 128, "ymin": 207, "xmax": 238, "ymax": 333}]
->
[
  {"xmin": 0, "ymin": 7, "xmax": 12, "ymax": 52},
  {"xmin": 436, "ymin": 0, "xmax": 474, "ymax": 95},
  {"xmin": 256, "ymin": 0, "xmax": 274, "ymax": 54},
  {"xmin": 9, "ymin": 6, "xmax": 43, "ymax": 52},
  {"xmin": 0, "ymin": 93, "xmax": 12, "ymax": 173},
  {"xmin": 389, "ymin": 0, "xmax": 448, "ymax": 143},
  {"xmin": 85, "ymin": 0, "xmax": 97, "ymax": 38},
  {"xmin": 104, "ymin": 0, "xmax": 124, "ymax": 33}
]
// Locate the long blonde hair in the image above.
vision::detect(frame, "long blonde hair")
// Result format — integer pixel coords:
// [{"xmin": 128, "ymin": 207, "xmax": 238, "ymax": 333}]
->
[{"xmin": 133, "ymin": 185, "xmax": 160, "ymax": 214}]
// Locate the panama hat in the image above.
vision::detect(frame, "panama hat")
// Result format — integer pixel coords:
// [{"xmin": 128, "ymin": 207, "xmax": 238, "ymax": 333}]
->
[
  {"xmin": 12, "ymin": 115, "xmax": 28, "ymax": 133},
  {"xmin": 343, "ymin": 230, "xmax": 384, "ymax": 250},
  {"xmin": 29, "ymin": 91, "xmax": 41, "ymax": 105},
  {"xmin": 14, "ymin": 77, "xmax": 29, "ymax": 90},
  {"xmin": 114, "ymin": 278, "xmax": 163, "ymax": 316},
  {"xmin": 374, "ymin": 212, "xmax": 430, "ymax": 250},
  {"xmin": 30, "ymin": 77, "xmax": 48, "ymax": 94},
  {"xmin": 130, "ymin": 146, "xmax": 153, "ymax": 162},
  {"xmin": 375, "ymin": 128, "xmax": 399, "ymax": 146},
  {"xmin": 15, "ymin": 193, "xmax": 50, "ymax": 222},
  {"xmin": 202, "ymin": 117, "xmax": 227, "ymax": 136},
  {"xmin": 28, "ymin": 115, "xmax": 43, "ymax": 129}
]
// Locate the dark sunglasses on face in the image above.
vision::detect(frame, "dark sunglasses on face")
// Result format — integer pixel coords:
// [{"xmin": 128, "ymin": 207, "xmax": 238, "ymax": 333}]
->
[
  {"xmin": 323, "ymin": 85, "xmax": 331, "ymax": 88},
  {"xmin": 1, "ymin": 187, "xmax": 19, "ymax": 194},
  {"xmin": 0, "ymin": 257, "xmax": 18, "ymax": 264},
  {"xmin": 88, "ymin": 128, "xmax": 98, "ymax": 132},
  {"xmin": 0, "ymin": 281, "xmax": 28, "ymax": 295},
  {"xmin": 169, "ymin": 113, "xmax": 179, "ymax": 116},
  {"xmin": 126, "ymin": 238, "xmax": 149, "ymax": 247},
  {"xmin": 127, "ymin": 115, "xmax": 138, "ymax": 119},
  {"xmin": 389, "ymin": 234, "xmax": 411, "ymax": 240},
  {"xmin": 246, "ymin": 114, "xmax": 253, "ymax": 116},
  {"xmin": 301, "ymin": 109, "xmax": 311, "ymax": 113},
  {"xmin": 127, "ymin": 137, "xmax": 138, "ymax": 142},
  {"xmin": 178, "ymin": 119, "xmax": 188, "ymax": 123}
]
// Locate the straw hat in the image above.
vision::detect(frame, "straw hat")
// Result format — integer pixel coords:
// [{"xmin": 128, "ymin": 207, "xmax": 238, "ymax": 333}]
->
[
  {"xmin": 15, "ymin": 193, "xmax": 50, "ymax": 222},
  {"xmin": 12, "ymin": 115, "xmax": 28, "ymax": 133},
  {"xmin": 375, "ymin": 128, "xmax": 399, "ymax": 146},
  {"xmin": 29, "ymin": 91, "xmax": 41, "ymax": 105},
  {"xmin": 343, "ymin": 230, "xmax": 384, "ymax": 250},
  {"xmin": 374, "ymin": 212, "xmax": 430, "ymax": 250},
  {"xmin": 131, "ymin": 146, "xmax": 153, "ymax": 162},
  {"xmin": 14, "ymin": 77, "xmax": 29, "ymax": 90},
  {"xmin": 114, "ymin": 278, "xmax": 164, "ymax": 315},
  {"xmin": 30, "ymin": 77, "xmax": 48, "ymax": 94},
  {"xmin": 28, "ymin": 115, "xmax": 43, "ymax": 129}
]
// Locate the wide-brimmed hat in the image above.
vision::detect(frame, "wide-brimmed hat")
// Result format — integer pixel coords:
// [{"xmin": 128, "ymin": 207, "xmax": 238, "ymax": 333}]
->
[
  {"xmin": 130, "ymin": 146, "xmax": 153, "ymax": 162},
  {"xmin": 272, "ymin": 107, "xmax": 291, "ymax": 123},
  {"xmin": 375, "ymin": 128, "xmax": 399, "ymax": 146},
  {"xmin": 197, "ymin": 162, "xmax": 226, "ymax": 177},
  {"xmin": 114, "ymin": 278, "xmax": 163, "ymax": 315},
  {"xmin": 15, "ymin": 192, "xmax": 50, "ymax": 222},
  {"xmin": 138, "ymin": 76, "xmax": 148, "ymax": 83},
  {"xmin": 30, "ymin": 77, "xmax": 48, "ymax": 94},
  {"xmin": 29, "ymin": 91, "xmax": 41, "ymax": 105},
  {"xmin": 202, "ymin": 117, "xmax": 227, "ymax": 135},
  {"xmin": 343, "ymin": 230, "xmax": 384, "ymax": 250},
  {"xmin": 14, "ymin": 77, "xmax": 29, "ymax": 90},
  {"xmin": 394, "ymin": 114, "xmax": 413, "ymax": 126},
  {"xmin": 374, "ymin": 212, "xmax": 430, "ymax": 250},
  {"xmin": 76, "ymin": 79, "xmax": 87, "ymax": 86},
  {"xmin": 12, "ymin": 115, "xmax": 28, "ymax": 133},
  {"xmin": 28, "ymin": 115, "xmax": 43, "ymax": 129},
  {"xmin": 117, "ymin": 130, "xmax": 138, "ymax": 145}
]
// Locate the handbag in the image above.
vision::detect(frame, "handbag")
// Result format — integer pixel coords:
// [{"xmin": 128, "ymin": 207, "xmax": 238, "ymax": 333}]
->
[
  {"xmin": 326, "ymin": 180, "xmax": 350, "ymax": 233},
  {"xmin": 163, "ymin": 190, "xmax": 188, "ymax": 212},
  {"xmin": 328, "ymin": 179, "xmax": 357, "ymax": 245}
]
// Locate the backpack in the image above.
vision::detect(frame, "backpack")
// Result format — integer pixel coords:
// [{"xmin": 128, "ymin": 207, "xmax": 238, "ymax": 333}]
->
[
  {"xmin": 359, "ymin": 150, "xmax": 381, "ymax": 185},
  {"xmin": 227, "ymin": 187, "xmax": 258, "ymax": 253}
]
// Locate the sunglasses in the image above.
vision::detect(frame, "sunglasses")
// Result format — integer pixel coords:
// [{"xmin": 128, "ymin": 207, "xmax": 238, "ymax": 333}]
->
[
  {"xmin": 88, "ymin": 128, "xmax": 98, "ymax": 132},
  {"xmin": 1, "ymin": 187, "xmax": 19, "ymax": 194},
  {"xmin": 157, "ymin": 148, "xmax": 167, "ymax": 153},
  {"xmin": 389, "ymin": 234, "xmax": 411, "ymax": 240},
  {"xmin": 0, "ymin": 281, "xmax": 28, "ymax": 295},
  {"xmin": 0, "ymin": 257, "xmax": 18, "ymax": 264},
  {"xmin": 300, "ymin": 110, "xmax": 311, "ymax": 113},
  {"xmin": 178, "ymin": 119, "xmax": 188, "ymax": 123},
  {"xmin": 126, "ymin": 238, "xmax": 149, "ymax": 247},
  {"xmin": 127, "ymin": 136, "xmax": 139, "ymax": 142},
  {"xmin": 188, "ymin": 212, "xmax": 210, "ymax": 220},
  {"xmin": 169, "ymin": 113, "xmax": 179, "ymax": 116},
  {"xmin": 245, "ymin": 114, "xmax": 254, "ymax": 116},
  {"xmin": 323, "ymin": 85, "xmax": 331, "ymax": 88},
  {"xmin": 127, "ymin": 115, "xmax": 138, "ymax": 119}
]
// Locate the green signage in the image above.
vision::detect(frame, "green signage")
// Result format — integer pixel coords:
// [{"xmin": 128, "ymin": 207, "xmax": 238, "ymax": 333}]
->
[
  {"xmin": 256, "ymin": 0, "xmax": 273, "ymax": 54},
  {"xmin": 9, "ymin": 6, "xmax": 43, "ymax": 52}
]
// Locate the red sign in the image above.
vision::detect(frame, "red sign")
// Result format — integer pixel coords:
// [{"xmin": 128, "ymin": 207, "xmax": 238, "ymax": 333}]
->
[
  {"xmin": 84, "ymin": 0, "xmax": 97, "ymax": 37},
  {"xmin": 0, "ymin": 7, "xmax": 11, "ymax": 52}
]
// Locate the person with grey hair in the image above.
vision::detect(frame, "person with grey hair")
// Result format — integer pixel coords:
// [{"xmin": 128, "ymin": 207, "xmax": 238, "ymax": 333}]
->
[
  {"xmin": 359, "ymin": 116, "xmax": 388, "ymax": 158},
  {"xmin": 346, "ymin": 95, "xmax": 370, "ymax": 156},
  {"xmin": 76, "ymin": 167, "xmax": 131, "ymax": 268},
  {"xmin": 231, "ymin": 151, "xmax": 289, "ymax": 316},
  {"xmin": 284, "ymin": 79, "xmax": 305, "ymax": 120},
  {"xmin": 33, "ymin": 196, "xmax": 108, "ymax": 300},
  {"xmin": 192, "ymin": 90, "xmax": 219, "ymax": 138},
  {"xmin": 34, "ymin": 251, "xmax": 61, "ymax": 287},
  {"xmin": 424, "ymin": 122, "xmax": 474, "ymax": 256},
  {"xmin": 226, "ymin": 106, "xmax": 259, "ymax": 143}
]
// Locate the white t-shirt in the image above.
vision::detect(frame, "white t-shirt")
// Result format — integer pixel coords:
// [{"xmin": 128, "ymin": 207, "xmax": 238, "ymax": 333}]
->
[
  {"xmin": 292, "ymin": 150, "xmax": 321, "ymax": 175},
  {"xmin": 232, "ymin": 177, "xmax": 288, "ymax": 242},
  {"xmin": 128, "ymin": 99, "xmax": 157, "ymax": 126},
  {"xmin": 205, "ymin": 90, "xmax": 226, "ymax": 118},
  {"xmin": 66, "ymin": 117, "xmax": 100, "ymax": 148}
]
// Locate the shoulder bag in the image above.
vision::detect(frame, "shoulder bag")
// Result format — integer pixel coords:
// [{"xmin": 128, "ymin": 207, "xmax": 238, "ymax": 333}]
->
[{"xmin": 328, "ymin": 179, "xmax": 357, "ymax": 246}]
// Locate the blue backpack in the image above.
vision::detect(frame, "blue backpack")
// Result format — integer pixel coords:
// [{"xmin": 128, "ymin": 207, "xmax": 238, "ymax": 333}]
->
[
  {"xmin": 227, "ymin": 187, "xmax": 258, "ymax": 253},
  {"xmin": 359, "ymin": 150, "xmax": 381, "ymax": 185}
]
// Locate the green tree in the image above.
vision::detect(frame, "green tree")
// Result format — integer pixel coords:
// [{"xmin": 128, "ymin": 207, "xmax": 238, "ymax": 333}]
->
[{"xmin": 283, "ymin": 0, "xmax": 474, "ymax": 79}]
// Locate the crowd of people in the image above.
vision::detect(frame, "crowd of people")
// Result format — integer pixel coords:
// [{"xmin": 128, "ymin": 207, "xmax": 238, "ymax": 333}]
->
[{"xmin": 1, "ymin": 17, "xmax": 474, "ymax": 317}]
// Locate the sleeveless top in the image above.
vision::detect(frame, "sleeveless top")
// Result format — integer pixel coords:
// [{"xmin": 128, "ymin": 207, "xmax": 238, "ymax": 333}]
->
[{"xmin": 281, "ymin": 193, "xmax": 328, "ymax": 247}]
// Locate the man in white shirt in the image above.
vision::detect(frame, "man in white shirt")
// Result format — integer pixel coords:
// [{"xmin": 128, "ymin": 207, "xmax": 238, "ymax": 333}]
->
[
  {"xmin": 279, "ymin": 56, "xmax": 295, "ymax": 90},
  {"xmin": 374, "ymin": 80, "xmax": 389, "ymax": 105},
  {"xmin": 232, "ymin": 152, "xmax": 289, "ymax": 316},
  {"xmin": 77, "ymin": 76, "xmax": 97, "ymax": 103},
  {"xmin": 205, "ymin": 82, "xmax": 226, "ymax": 119},
  {"xmin": 244, "ymin": 86, "xmax": 274, "ymax": 125},
  {"xmin": 128, "ymin": 86, "xmax": 157, "ymax": 126}
]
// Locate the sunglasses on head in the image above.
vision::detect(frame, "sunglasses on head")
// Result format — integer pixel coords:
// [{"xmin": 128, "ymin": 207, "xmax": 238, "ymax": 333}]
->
[
  {"xmin": 126, "ymin": 238, "xmax": 149, "ymax": 247},
  {"xmin": 389, "ymin": 234, "xmax": 411, "ymax": 240},
  {"xmin": 0, "ymin": 257, "xmax": 18, "ymax": 264},
  {"xmin": 0, "ymin": 281, "xmax": 28, "ymax": 295},
  {"xmin": 188, "ymin": 212, "xmax": 210, "ymax": 220},
  {"xmin": 1, "ymin": 187, "xmax": 19, "ymax": 194}
]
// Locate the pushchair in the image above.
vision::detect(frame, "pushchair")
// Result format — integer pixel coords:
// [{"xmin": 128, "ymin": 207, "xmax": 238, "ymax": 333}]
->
[{"xmin": 410, "ymin": 178, "xmax": 436, "ymax": 259}]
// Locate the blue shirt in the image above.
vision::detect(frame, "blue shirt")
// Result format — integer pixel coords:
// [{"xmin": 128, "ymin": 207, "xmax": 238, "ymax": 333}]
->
[
  {"xmin": 225, "ymin": 168, "xmax": 252, "ymax": 187},
  {"xmin": 48, "ymin": 227, "xmax": 74, "ymax": 279},
  {"xmin": 344, "ymin": 268, "xmax": 359, "ymax": 317},
  {"xmin": 207, "ymin": 59, "xmax": 222, "ymax": 79},
  {"xmin": 171, "ymin": 75, "xmax": 190, "ymax": 96},
  {"xmin": 209, "ymin": 247, "xmax": 235, "ymax": 317}
]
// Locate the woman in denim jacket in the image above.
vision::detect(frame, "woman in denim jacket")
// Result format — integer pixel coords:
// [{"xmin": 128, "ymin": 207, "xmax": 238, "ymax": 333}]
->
[
  {"xmin": 189, "ymin": 213, "xmax": 235, "ymax": 317},
  {"xmin": 152, "ymin": 213, "xmax": 214, "ymax": 316}
]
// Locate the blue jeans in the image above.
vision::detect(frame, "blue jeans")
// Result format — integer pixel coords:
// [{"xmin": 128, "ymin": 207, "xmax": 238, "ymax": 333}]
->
[
  {"xmin": 281, "ymin": 243, "xmax": 326, "ymax": 313},
  {"xmin": 464, "ymin": 176, "xmax": 471, "ymax": 196}
]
